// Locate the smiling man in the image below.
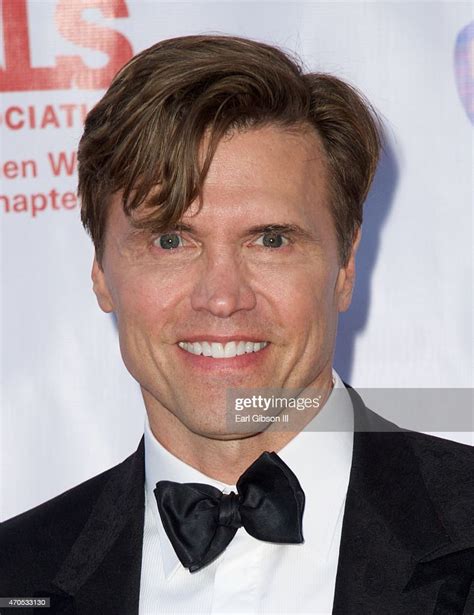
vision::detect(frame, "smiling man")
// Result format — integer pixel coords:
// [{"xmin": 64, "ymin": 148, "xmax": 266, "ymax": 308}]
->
[
  {"xmin": 1, "ymin": 35, "xmax": 473, "ymax": 615},
  {"xmin": 93, "ymin": 125, "xmax": 353, "ymax": 479}
]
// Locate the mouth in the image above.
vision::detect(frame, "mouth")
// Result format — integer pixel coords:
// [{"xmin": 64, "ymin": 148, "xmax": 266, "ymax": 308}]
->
[{"xmin": 178, "ymin": 340, "xmax": 269, "ymax": 359}]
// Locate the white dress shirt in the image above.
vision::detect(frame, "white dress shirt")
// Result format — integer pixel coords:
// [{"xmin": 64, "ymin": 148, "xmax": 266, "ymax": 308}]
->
[{"xmin": 139, "ymin": 370, "xmax": 354, "ymax": 615}]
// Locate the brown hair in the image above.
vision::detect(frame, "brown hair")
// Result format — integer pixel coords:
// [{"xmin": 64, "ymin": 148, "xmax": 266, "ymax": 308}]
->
[{"xmin": 78, "ymin": 35, "xmax": 382, "ymax": 266}]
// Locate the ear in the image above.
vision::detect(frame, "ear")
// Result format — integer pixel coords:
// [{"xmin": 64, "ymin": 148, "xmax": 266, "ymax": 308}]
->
[
  {"xmin": 91, "ymin": 256, "xmax": 115, "ymax": 313},
  {"xmin": 335, "ymin": 227, "xmax": 361, "ymax": 313}
]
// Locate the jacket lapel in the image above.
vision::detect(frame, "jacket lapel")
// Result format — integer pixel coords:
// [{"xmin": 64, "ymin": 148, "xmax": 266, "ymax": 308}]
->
[
  {"xmin": 39, "ymin": 437, "xmax": 146, "ymax": 615},
  {"xmin": 332, "ymin": 387, "xmax": 473, "ymax": 614}
]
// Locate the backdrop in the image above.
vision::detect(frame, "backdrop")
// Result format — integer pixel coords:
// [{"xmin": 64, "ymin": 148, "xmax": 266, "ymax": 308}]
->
[{"xmin": 1, "ymin": 0, "xmax": 472, "ymax": 520}]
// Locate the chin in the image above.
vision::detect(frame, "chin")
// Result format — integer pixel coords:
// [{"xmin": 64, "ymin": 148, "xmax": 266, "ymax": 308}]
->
[{"xmin": 196, "ymin": 429, "xmax": 260, "ymax": 441}]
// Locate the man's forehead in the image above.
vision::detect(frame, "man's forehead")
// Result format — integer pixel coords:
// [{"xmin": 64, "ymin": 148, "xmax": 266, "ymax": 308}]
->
[
  {"xmin": 201, "ymin": 124, "xmax": 327, "ymax": 184},
  {"xmin": 108, "ymin": 125, "xmax": 329, "ymax": 233},
  {"xmin": 193, "ymin": 127, "xmax": 328, "ymax": 220}
]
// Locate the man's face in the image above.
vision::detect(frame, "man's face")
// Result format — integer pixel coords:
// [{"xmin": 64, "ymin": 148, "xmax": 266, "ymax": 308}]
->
[{"xmin": 92, "ymin": 125, "xmax": 358, "ymax": 438}]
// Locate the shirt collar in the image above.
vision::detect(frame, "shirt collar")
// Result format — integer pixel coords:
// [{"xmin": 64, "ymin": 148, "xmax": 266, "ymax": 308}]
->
[
  {"xmin": 144, "ymin": 369, "xmax": 353, "ymax": 578},
  {"xmin": 144, "ymin": 417, "xmax": 236, "ymax": 578},
  {"xmin": 275, "ymin": 370, "xmax": 354, "ymax": 559}
]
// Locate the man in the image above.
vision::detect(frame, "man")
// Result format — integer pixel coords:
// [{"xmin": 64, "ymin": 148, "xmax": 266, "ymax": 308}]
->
[{"xmin": 1, "ymin": 35, "xmax": 472, "ymax": 614}]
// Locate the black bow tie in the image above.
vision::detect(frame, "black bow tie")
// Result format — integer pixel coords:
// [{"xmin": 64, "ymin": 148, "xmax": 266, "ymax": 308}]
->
[{"xmin": 154, "ymin": 451, "xmax": 305, "ymax": 572}]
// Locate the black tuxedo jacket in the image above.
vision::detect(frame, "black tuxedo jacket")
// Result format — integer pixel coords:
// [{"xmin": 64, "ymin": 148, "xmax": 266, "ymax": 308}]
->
[{"xmin": 1, "ymin": 387, "xmax": 473, "ymax": 614}]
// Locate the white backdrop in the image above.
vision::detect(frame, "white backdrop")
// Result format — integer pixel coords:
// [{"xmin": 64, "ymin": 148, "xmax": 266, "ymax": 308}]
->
[{"xmin": 1, "ymin": 1, "xmax": 472, "ymax": 521}]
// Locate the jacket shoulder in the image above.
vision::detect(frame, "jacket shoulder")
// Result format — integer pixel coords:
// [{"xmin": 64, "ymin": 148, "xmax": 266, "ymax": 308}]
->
[
  {"xmin": 349, "ymin": 384, "xmax": 472, "ymax": 480},
  {"xmin": 348, "ymin": 386, "xmax": 473, "ymax": 540},
  {"xmin": 405, "ymin": 430, "xmax": 473, "ymax": 535},
  {"xmin": 405, "ymin": 428, "xmax": 473, "ymax": 466},
  {"xmin": 0, "ymin": 447, "xmax": 138, "ymax": 593}
]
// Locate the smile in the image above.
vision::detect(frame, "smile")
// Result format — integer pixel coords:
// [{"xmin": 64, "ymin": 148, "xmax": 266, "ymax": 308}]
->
[{"xmin": 178, "ymin": 340, "xmax": 269, "ymax": 359}]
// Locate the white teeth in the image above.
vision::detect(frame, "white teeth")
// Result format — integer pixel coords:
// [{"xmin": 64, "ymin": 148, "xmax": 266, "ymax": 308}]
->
[
  {"xmin": 201, "ymin": 341, "xmax": 212, "ymax": 357},
  {"xmin": 224, "ymin": 341, "xmax": 237, "ymax": 357},
  {"xmin": 178, "ymin": 340, "xmax": 268, "ymax": 359},
  {"xmin": 211, "ymin": 342, "xmax": 224, "ymax": 358}
]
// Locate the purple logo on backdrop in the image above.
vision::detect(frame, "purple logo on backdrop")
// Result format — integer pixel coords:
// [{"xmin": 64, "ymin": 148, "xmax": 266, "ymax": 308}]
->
[{"xmin": 454, "ymin": 21, "xmax": 474, "ymax": 124}]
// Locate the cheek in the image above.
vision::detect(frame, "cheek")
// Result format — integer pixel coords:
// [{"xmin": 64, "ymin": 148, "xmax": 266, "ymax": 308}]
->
[
  {"xmin": 110, "ymin": 266, "xmax": 190, "ymax": 323},
  {"xmin": 107, "ymin": 270, "xmax": 191, "ymax": 377},
  {"xmin": 110, "ymin": 272, "xmax": 184, "ymax": 385},
  {"xmin": 258, "ymin": 261, "xmax": 338, "ymax": 327}
]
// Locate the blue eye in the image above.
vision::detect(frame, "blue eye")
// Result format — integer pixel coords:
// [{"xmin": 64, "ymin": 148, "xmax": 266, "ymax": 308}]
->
[
  {"xmin": 256, "ymin": 232, "xmax": 289, "ymax": 248},
  {"xmin": 156, "ymin": 233, "xmax": 182, "ymax": 249}
]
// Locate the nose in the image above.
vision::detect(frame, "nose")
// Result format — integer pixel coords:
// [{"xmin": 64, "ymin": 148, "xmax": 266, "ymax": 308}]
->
[{"xmin": 190, "ymin": 248, "xmax": 257, "ymax": 318}]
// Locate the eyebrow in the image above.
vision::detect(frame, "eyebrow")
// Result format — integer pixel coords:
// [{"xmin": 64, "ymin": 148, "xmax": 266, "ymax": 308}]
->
[{"xmin": 170, "ymin": 222, "xmax": 316, "ymax": 241}]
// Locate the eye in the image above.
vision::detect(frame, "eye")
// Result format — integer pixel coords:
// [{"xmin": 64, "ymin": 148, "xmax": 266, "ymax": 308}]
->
[
  {"xmin": 154, "ymin": 233, "xmax": 183, "ymax": 250},
  {"xmin": 255, "ymin": 232, "xmax": 289, "ymax": 248}
]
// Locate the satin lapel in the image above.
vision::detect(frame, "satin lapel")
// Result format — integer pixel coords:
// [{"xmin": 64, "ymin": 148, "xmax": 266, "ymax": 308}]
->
[
  {"xmin": 43, "ymin": 437, "xmax": 146, "ymax": 615},
  {"xmin": 332, "ymin": 388, "xmax": 472, "ymax": 615}
]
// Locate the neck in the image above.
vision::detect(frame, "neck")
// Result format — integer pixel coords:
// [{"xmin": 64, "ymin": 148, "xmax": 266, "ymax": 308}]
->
[{"xmin": 144, "ymin": 370, "xmax": 335, "ymax": 484}]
